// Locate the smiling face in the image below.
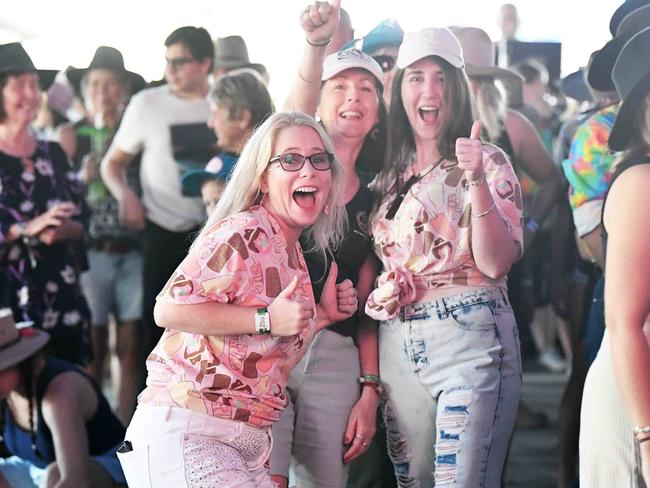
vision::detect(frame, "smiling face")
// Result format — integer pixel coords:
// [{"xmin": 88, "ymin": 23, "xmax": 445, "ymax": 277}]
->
[
  {"xmin": 1, "ymin": 73, "xmax": 40, "ymax": 125},
  {"xmin": 401, "ymin": 57, "xmax": 448, "ymax": 146},
  {"xmin": 318, "ymin": 68, "xmax": 380, "ymax": 142},
  {"xmin": 260, "ymin": 125, "xmax": 332, "ymax": 243}
]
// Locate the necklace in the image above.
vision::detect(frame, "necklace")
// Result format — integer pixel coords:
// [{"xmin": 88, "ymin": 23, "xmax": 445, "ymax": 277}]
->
[{"xmin": 385, "ymin": 156, "xmax": 445, "ymax": 220}]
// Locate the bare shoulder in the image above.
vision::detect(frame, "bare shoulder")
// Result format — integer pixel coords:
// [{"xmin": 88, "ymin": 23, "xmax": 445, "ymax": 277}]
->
[
  {"xmin": 504, "ymin": 109, "xmax": 536, "ymax": 139},
  {"xmin": 41, "ymin": 371, "xmax": 96, "ymax": 419},
  {"xmin": 605, "ymin": 163, "xmax": 650, "ymax": 223}
]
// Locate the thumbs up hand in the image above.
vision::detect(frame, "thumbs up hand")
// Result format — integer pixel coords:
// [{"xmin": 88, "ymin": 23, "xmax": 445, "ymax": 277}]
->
[
  {"xmin": 300, "ymin": 0, "xmax": 341, "ymax": 47},
  {"xmin": 455, "ymin": 120, "xmax": 485, "ymax": 181},
  {"xmin": 267, "ymin": 276, "xmax": 314, "ymax": 336},
  {"xmin": 316, "ymin": 261, "xmax": 358, "ymax": 331}
]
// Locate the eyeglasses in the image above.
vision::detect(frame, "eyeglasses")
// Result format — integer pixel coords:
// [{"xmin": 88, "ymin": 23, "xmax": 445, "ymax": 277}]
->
[
  {"xmin": 165, "ymin": 57, "xmax": 195, "ymax": 70},
  {"xmin": 268, "ymin": 152, "xmax": 333, "ymax": 172},
  {"xmin": 372, "ymin": 55, "xmax": 396, "ymax": 73}
]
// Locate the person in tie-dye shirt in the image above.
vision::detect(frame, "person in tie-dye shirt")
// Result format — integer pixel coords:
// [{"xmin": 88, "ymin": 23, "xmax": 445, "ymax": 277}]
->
[{"xmin": 117, "ymin": 112, "xmax": 357, "ymax": 487}]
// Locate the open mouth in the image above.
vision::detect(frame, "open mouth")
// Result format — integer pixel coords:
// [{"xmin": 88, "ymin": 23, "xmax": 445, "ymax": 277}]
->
[
  {"xmin": 418, "ymin": 106, "xmax": 440, "ymax": 124},
  {"xmin": 340, "ymin": 110, "xmax": 363, "ymax": 120},
  {"xmin": 293, "ymin": 186, "xmax": 318, "ymax": 211}
]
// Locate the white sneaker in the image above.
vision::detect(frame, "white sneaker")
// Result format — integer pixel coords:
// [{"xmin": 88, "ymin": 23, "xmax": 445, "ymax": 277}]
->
[{"xmin": 538, "ymin": 348, "xmax": 568, "ymax": 373}]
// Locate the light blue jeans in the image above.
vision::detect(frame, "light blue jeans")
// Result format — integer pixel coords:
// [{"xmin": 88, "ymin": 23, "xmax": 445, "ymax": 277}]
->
[{"xmin": 379, "ymin": 287, "xmax": 522, "ymax": 487}]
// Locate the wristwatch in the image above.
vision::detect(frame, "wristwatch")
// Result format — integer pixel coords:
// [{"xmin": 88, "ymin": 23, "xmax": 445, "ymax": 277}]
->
[
  {"xmin": 358, "ymin": 374, "xmax": 384, "ymax": 395},
  {"xmin": 255, "ymin": 307, "xmax": 271, "ymax": 335}
]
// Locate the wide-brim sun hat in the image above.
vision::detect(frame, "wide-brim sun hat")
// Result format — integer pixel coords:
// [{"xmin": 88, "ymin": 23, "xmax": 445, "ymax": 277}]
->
[
  {"xmin": 66, "ymin": 46, "xmax": 146, "ymax": 97},
  {"xmin": 397, "ymin": 27, "xmax": 464, "ymax": 70},
  {"xmin": 610, "ymin": 0, "xmax": 650, "ymax": 36},
  {"xmin": 213, "ymin": 35, "xmax": 267, "ymax": 76},
  {"xmin": 588, "ymin": 4, "xmax": 650, "ymax": 92},
  {"xmin": 561, "ymin": 69, "xmax": 593, "ymax": 103},
  {"xmin": 322, "ymin": 48, "xmax": 384, "ymax": 85},
  {"xmin": 608, "ymin": 26, "xmax": 650, "ymax": 151},
  {"xmin": 0, "ymin": 42, "xmax": 57, "ymax": 90},
  {"xmin": 0, "ymin": 310, "xmax": 49, "ymax": 371}
]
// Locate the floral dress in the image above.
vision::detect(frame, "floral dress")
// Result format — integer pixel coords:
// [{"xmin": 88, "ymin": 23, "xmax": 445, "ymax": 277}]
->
[{"xmin": 0, "ymin": 139, "xmax": 91, "ymax": 364}]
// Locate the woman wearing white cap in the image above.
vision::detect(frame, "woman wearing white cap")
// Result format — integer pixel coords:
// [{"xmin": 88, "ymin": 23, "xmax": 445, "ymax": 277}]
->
[
  {"xmin": 580, "ymin": 25, "xmax": 650, "ymax": 487},
  {"xmin": 367, "ymin": 27, "xmax": 523, "ymax": 486},
  {"xmin": 268, "ymin": 1, "xmax": 387, "ymax": 487}
]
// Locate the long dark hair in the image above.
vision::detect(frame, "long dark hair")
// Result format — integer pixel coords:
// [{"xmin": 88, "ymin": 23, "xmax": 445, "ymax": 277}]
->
[
  {"xmin": 372, "ymin": 55, "xmax": 475, "ymax": 205},
  {"xmin": 0, "ymin": 354, "xmax": 42, "ymax": 459},
  {"xmin": 616, "ymin": 103, "xmax": 650, "ymax": 169}
]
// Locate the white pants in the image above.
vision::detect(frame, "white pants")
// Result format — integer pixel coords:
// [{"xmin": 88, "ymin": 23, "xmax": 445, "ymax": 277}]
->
[{"xmin": 119, "ymin": 404, "xmax": 275, "ymax": 488}]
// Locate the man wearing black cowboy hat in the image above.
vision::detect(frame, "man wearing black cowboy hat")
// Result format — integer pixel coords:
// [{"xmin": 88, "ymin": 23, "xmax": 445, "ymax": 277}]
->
[
  {"xmin": 100, "ymin": 26, "xmax": 217, "ymax": 362},
  {"xmin": 64, "ymin": 45, "xmax": 146, "ymax": 425}
]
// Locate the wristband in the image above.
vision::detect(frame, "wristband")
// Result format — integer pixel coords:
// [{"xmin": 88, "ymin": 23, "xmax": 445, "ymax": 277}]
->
[
  {"xmin": 358, "ymin": 375, "xmax": 383, "ymax": 395},
  {"xmin": 467, "ymin": 177, "xmax": 486, "ymax": 188},
  {"xmin": 255, "ymin": 307, "xmax": 271, "ymax": 334},
  {"xmin": 634, "ymin": 425, "xmax": 650, "ymax": 436},
  {"xmin": 306, "ymin": 37, "xmax": 331, "ymax": 47}
]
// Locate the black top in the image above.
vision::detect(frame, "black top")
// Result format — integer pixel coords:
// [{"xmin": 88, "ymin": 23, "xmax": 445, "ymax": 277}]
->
[
  {"xmin": 3, "ymin": 357, "xmax": 126, "ymax": 468},
  {"xmin": 301, "ymin": 170, "xmax": 376, "ymax": 339},
  {"xmin": 601, "ymin": 156, "xmax": 650, "ymax": 254}
]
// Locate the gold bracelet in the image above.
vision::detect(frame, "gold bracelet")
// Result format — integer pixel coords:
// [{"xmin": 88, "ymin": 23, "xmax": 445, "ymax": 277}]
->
[{"xmin": 471, "ymin": 202, "xmax": 496, "ymax": 218}]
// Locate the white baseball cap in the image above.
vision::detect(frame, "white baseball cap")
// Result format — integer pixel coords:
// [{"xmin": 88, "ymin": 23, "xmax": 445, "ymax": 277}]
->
[
  {"xmin": 322, "ymin": 48, "xmax": 384, "ymax": 85},
  {"xmin": 397, "ymin": 27, "xmax": 464, "ymax": 70}
]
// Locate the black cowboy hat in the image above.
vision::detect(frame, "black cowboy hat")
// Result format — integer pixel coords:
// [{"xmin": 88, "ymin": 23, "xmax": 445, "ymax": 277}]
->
[
  {"xmin": 588, "ymin": 4, "xmax": 650, "ymax": 92},
  {"xmin": 0, "ymin": 42, "xmax": 57, "ymax": 90},
  {"xmin": 66, "ymin": 46, "xmax": 146, "ymax": 97},
  {"xmin": 608, "ymin": 26, "xmax": 650, "ymax": 151},
  {"xmin": 610, "ymin": 0, "xmax": 650, "ymax": 36}
]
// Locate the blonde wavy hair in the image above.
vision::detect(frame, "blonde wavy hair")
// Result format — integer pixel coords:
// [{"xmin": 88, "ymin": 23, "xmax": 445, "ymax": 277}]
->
[
  {"xmin": 472, "ymin": 77, "xmax": 508, "ymax": 142},
  {"xmin": 195, "ymin": 111, "xmax": 347, "ymax": 255}
]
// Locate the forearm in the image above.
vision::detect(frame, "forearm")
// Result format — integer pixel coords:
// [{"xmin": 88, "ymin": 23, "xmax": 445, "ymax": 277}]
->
[
  {"xmin": 99, "ymin": 150, "xmax": 131, "ymax": 202},
  {"xmin": 527, "ymin": 172, "xmax": 563, "ymax": 226},
  {"xmin": 154, "ymin": 300, "xmax": 257, "ymax": 335},
  {"xmin": 283, "ymin": 42, "xmax": 328, "ymax": 114},
  {"xmin": 357, "ymin": 315, "xmax": 378, "ymax": 376},
  {"xmin": 470, "ymin": 183, "xmax": 518, "ymax": 278}
]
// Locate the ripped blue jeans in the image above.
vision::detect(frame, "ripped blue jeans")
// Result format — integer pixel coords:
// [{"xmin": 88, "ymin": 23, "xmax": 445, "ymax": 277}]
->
[{"xmin": 379, "ymin": 287, "xmax": 522, "ymax": 487}]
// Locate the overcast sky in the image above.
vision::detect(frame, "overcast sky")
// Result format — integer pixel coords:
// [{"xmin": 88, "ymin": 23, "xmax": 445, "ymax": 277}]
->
[{"xmin": 1, "ymin": 0, "xmax": 618, "ymax": 105}]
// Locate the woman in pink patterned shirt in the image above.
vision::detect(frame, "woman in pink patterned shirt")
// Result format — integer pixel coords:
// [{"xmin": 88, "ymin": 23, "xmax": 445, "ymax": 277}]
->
[
  {"xmin": 366, "ymin": 28, "xmax": 524, "ymax": 486},
  {"xmin": 116, "ymin": 112, "xmax": 357, "ymax": 487}
]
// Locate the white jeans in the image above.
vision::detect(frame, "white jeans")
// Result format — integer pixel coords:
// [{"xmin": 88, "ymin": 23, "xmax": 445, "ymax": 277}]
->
[
  {"xmin": 379, "ymin": 287, "xmax": 521, "ymax": 487},
  {"xmin": 119, "ymin": 404, "xmax": 275, "ymax": 488}
]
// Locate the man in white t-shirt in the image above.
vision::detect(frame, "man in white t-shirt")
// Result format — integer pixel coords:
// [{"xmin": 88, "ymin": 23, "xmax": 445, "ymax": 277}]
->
[{"xmin": 101, "ymin": 26, "xmax": 217, "ymax": 355}]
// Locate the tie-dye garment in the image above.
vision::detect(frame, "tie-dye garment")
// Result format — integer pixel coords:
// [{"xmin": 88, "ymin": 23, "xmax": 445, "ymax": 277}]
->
[
  {"xmin": 366, "ymin": 144, "xmax": 524, "ymax": 321},
  {"xmin": 561, "ymin": 105, "xmax": 618, "ymax": 236},
  {"xmin": 139, "ymin": 205, "xmax": 316, "ymax": 427}
]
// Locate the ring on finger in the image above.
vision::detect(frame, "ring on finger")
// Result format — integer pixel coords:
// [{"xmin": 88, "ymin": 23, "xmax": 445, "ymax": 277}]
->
[
  {"xmin": 356, "ymin": 434, "xmax": 365, "ymax": 441},
  {"xmin": 362, "ymin": 441, "xmax": 368, "ymax": 447}
]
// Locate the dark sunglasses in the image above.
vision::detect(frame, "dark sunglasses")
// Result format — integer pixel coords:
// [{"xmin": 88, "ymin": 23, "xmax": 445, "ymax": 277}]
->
[
  {"xmin": 372, "ymin": 55, "xmax": 396, "ymax": 73},
  {"xmin": 165, "ymin": 57, "xmax": 195, "ymax": 69},
  {"xmin": 268, "ymin": 152, "xmax": 333, "ymax": 172}
]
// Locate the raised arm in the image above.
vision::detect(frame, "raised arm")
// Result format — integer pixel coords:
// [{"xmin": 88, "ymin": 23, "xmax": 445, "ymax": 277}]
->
[{"xmin": 284, "ymin": 0, "xmax": 341, "ymax": 114}]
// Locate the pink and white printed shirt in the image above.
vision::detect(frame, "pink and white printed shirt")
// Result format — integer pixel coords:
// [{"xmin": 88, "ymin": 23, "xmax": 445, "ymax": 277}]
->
[
  {"xmin": 366, "ymin": 144, "xmax": 523, "ymax": 321},
  {"xmin": 139, "ymin": 205, "xmax": 316, "ymax": 427}
]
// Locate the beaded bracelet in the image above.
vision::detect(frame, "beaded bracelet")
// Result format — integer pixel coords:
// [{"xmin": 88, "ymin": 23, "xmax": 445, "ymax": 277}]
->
[
  {"xmin": 468, "ymin": 178, "xmax": 487, "ymax": 188},
  {"xmin": 306, "ymin": 37, "xmax": 331, "ymax": 47},
  {"xmin": 633, "ymin": 425, "xmax": 650, "ymax": 436}
]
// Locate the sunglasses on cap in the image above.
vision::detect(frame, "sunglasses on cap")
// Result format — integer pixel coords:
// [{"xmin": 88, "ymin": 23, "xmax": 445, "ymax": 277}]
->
[{"xmin": 372, "ymin": 55, "xmax": 396, "ymax": 73}]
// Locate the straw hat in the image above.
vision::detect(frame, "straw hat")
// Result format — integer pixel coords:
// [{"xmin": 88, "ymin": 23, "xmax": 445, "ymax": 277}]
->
[{"xmin": 0, "ymin": 310, "xmax": 49, "ymax": 371}]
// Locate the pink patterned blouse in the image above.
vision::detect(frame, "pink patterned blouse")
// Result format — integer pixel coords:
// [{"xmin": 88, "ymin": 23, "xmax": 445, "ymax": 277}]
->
[
  {"xmin": 366, "ymin": 144, "xmax": 523, "ymax": 321},
  {"xmin": 139, "ymin": 205, "xmax": 316, "ymax": 427}
]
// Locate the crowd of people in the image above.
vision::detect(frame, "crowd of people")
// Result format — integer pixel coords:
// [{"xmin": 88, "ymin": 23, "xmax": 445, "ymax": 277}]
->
[{"xmin": 0, "ymin": 0, "xmax": 649, "ymax": 486}]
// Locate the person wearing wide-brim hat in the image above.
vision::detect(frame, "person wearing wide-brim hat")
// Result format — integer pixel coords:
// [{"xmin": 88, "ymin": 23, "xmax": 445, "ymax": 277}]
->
[
  {"xmin": 66, "ymin": 46, "xmax": 146, "ymax": 99},
  {"xmin": 579, "ymin": 25, "xmax": 650, "ymax": 488},
  {"xmin": 0, "ymin": 310, "xmax": 127, "ymax": 487},
  {"xmin": 63, "ymin": 44, "xmax": 146, "ymax": 427},
  {"xmin": 0, "ymin": 42, "xmax": 92, "ymax": 366},
  {"xmin": 212, "ymin": 35, "xmax": 268, "ymax": 82},
  {"xmin": 0, "ymin": 42, "xmax": 57, "ymax": 91}
]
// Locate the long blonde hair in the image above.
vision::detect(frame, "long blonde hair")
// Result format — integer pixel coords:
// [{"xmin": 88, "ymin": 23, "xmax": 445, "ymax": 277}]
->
[{"xmin": 196, "ymin": 111, "xmax": 347, "ymax": 255}]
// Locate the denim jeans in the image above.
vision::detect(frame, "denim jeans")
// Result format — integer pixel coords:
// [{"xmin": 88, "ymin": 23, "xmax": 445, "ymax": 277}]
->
[{"xmin": 379, "ymin": 287, "xmax": 522, "ymax": 487}]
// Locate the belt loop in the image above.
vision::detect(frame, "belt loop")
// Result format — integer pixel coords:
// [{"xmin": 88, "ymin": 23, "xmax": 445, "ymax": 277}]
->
[{"xmin": 436, "ymin": 298, "xmax": 448, "ymax": 319}]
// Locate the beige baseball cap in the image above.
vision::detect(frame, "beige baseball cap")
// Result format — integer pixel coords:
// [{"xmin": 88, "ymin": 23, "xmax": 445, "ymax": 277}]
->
[
  {"xmin": 397, "ymin": 27, "xmax": 464, "ymax": 69},
  {"xmin": 322, "ymin": 48, "xmax": 384, "ymax": 85}
]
